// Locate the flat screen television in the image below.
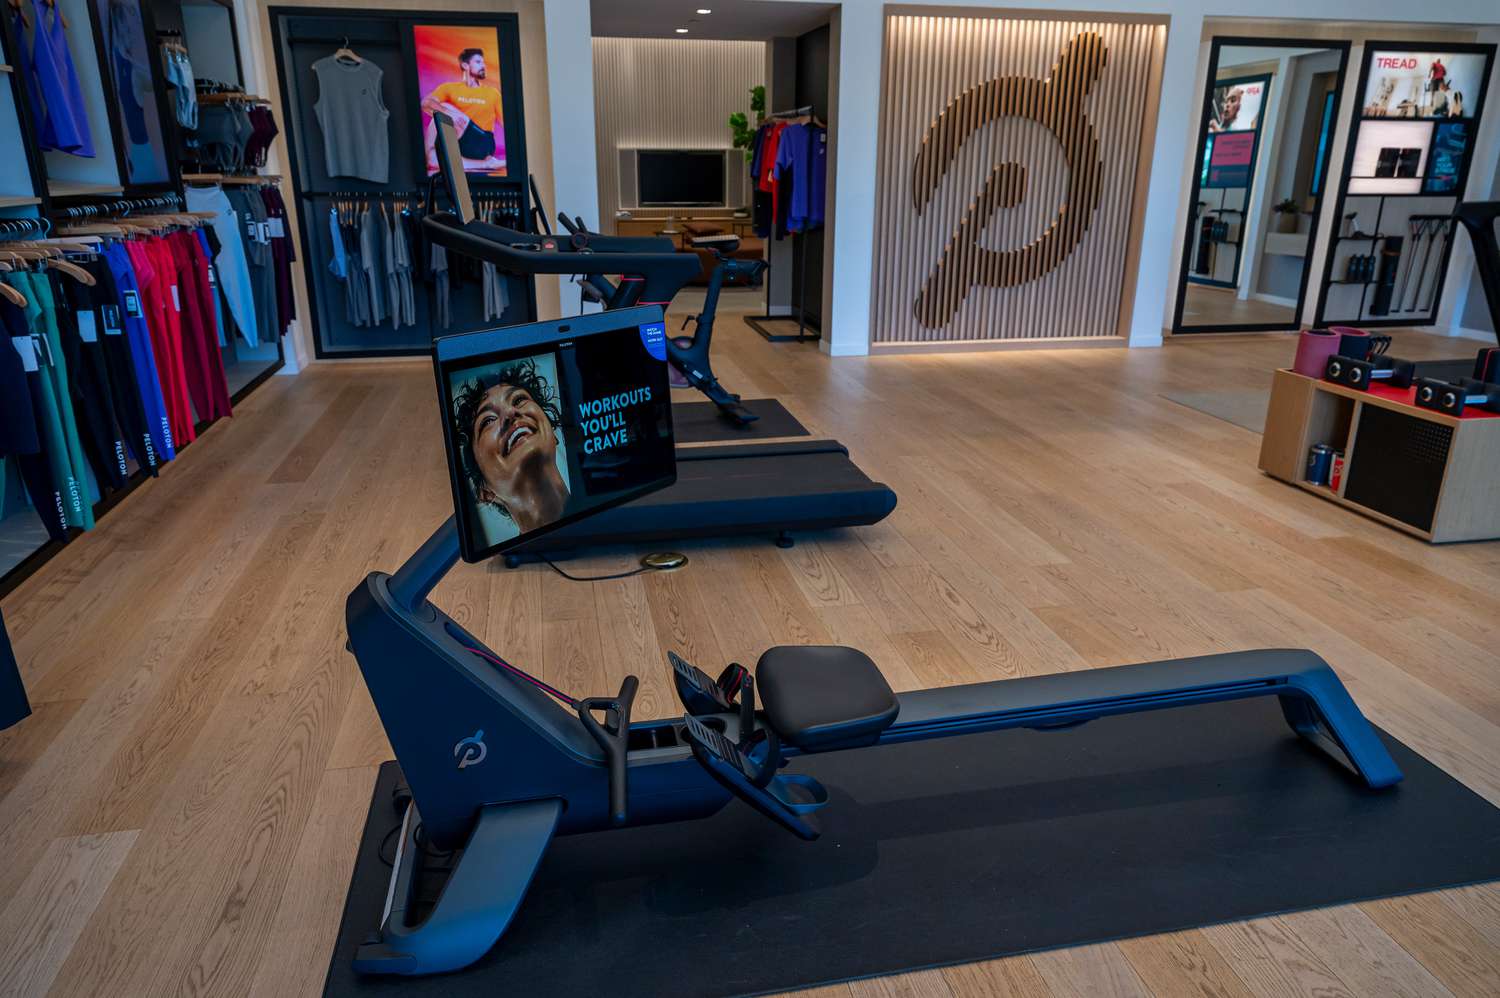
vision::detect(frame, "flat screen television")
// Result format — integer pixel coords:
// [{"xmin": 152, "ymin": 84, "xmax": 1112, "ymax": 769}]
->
[{"xmin": 636, "ymin": 150, "xmax": 727, "ymax": 207}]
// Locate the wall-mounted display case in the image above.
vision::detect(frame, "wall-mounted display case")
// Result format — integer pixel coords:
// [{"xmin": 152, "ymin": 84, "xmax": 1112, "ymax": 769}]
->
[
  {"xmin": 1315, "ymin": 42, "xmax": 1496, "ymax": 328},
  {"xmin": 270, "ymin": 8, "xmax": 536, "ymax": 359}
]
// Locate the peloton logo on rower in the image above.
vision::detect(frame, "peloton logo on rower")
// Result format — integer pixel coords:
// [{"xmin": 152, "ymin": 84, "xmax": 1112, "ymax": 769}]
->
[{"xmin": 455, "ymin": 730, "xmax": 488, "ymax": 769}]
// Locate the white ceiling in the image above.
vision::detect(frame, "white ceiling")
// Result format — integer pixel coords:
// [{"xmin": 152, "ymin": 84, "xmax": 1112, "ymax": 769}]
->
[{"xmin": 590, "ymin": 0, "xmax": 835, "ymax": 41}]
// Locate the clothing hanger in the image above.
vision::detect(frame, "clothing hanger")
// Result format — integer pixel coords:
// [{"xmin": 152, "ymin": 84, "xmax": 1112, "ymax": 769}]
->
[
  {"xmin": 42, "ymin": 0, "xmax": 67, "ymax": 30},
  {"xmin": 334, "ymin": 37, "xmax": 363, "ymax": 64},
  {"xmin": 44, "ymin": 255, "xmax": 96, "ymax": 285},
  {"xmin": 7, "ymin": 0, "xmax": 31, "ymax": 31},
  {"xmin": 0, "ymin": 275, "xmax": 27, "ymax": 308}
]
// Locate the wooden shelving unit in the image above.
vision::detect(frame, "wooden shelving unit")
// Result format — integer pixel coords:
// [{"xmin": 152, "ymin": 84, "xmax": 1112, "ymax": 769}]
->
[
  {"xmin": 47, "ymin": 180, "xmax": 125, "ymax": 198},
  {"xmin": 1259, "ymin": 369, "xmax": 1500, "ymax": 542},
  {"xmin": 0, "ymin": 194, "xmax": 41, "ymax": 208}
]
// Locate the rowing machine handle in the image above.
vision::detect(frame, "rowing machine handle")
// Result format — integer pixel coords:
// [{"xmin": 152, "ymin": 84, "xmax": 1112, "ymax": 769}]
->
[{"xmin": 577, "ymin": 675, "xmax": 639, "ymax": 825}]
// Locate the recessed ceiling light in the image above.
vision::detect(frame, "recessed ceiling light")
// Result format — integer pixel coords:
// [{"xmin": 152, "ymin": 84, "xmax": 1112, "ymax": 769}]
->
[
  {"xmin": 696, "ymin": 7, "xmax": 712, "ymax": 13},
  {"xmin": 676, "ymin": 27, "xmax": 689, "ymax": 33}
]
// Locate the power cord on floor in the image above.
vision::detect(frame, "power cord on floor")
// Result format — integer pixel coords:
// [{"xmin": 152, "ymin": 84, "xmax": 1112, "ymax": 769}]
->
[
  {"xmin": 540, "ymin": 556, "xmax": 660, "ymax": 583},
  {"xmin": 539, "ymin": 552, "xmax": 688, "ymax": 582}
]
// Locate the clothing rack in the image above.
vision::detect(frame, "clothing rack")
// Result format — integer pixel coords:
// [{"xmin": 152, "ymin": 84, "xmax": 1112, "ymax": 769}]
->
[
  {"xmin": 55, "ymin": 193, "xmax": 184, "ymax": 219},
  {"xmin": 745, "ymin": 109, "xmax": 823, "ymax": 344}
]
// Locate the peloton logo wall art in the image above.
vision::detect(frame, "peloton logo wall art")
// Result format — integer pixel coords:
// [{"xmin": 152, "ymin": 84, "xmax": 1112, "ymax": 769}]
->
[
  {"xmin": 911, "ymin": 32, "xmax": 1108, "ymax": 328},
  {"xmin": 870, "ymin": 17, "xmax": 1165, "ymax": 344}
]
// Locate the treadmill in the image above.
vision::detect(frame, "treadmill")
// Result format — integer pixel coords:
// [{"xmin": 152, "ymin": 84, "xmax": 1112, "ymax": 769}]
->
[{"xmin": 424, "ymin": 113, "xmax": 896, "ymax": 560}]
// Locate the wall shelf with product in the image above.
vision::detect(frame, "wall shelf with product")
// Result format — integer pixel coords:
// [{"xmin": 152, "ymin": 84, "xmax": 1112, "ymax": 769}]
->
[
  {"xmin": 1315, "ymin": 42, "xmax": 1495, "ymax": 328},
  {"xmin": 269, "ymin": 8, "xmax": 535, "ymax": 359},
  {"xmin": 1258, "ymin": 368, "xmax": 1500, "ymax": 543}
]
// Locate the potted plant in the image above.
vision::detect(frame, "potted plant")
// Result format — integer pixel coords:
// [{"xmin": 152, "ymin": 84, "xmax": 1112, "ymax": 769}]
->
[
  {"xmin": 1273, "ymin": 198, "xmax": 1301, "ymax": 233},
  {"xmin": 728, "ymin": 85, "xmax": 766, "ymax": 162}
]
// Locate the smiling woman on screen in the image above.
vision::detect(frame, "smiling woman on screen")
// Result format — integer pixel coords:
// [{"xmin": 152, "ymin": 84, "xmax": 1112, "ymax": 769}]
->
[{"xmin": 454, "ymin": 359, "xmax": 571, "ymax": 536}]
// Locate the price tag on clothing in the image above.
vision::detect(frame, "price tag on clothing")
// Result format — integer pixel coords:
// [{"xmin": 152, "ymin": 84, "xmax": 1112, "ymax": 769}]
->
[
  {"xmin": 207, "ymin": 267, "xmax": 217, "ymax": 288},
  {"xmin": 268, "ymin": 217, "xmax": 285, "ymax": 239},
  {"xmin": 77, "ymin": 311, "xmax": 99, "ymax": 343},
  {"xmin": 32, "ymin": 332, "xmax": 53, "ymax": 368},
  {"xmin": 102, "ymin": 304, "xmax": 123, "ymax": 335},
  {"xmin": 171, "ymin": 285, "xmax": 181, "ymax": 312},
  {"xmin": 258, "ymin": 222, "xmax": 272, "ymax": 242},
  {"xmin": 123, "ymin": 290, "xmax": 143, "ymax": 318},
  {"xmin": 11, "ymin": 335, "xmax": 37, "ymax": 373}
]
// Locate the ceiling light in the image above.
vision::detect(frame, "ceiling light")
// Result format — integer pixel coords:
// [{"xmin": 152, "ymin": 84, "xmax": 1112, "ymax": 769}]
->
[
  {"xmin": 697, "ymin": 7, "xmax": 712, "ymax": 13},
  {"xmin": 676, "ymin": 27, "xmax": 689, "ymax": 33}
]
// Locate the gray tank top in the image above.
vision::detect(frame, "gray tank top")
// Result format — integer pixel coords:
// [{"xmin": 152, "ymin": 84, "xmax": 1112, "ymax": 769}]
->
[{"xmin": 312, "ymin": 56, "xmax": 390, "ymax": 183}]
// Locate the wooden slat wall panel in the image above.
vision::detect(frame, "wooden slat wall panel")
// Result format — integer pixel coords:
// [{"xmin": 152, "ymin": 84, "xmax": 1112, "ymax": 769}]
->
[
  {"xmin": 871, "ymin": 15, "xmax": 1166, "ymax": 344},
  {"xmin": 592, "ymin": 37, "xmax": 764, "ymax": 229}
]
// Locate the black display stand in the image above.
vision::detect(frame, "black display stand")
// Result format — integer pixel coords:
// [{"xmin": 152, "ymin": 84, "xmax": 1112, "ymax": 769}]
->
[
  {"xmin": 269, "ymin": 8, "xmax": 536, "ymax": 359},
  {"xmin": 745, "ymin": 225, "xmax": 819, "ymax": 343},
  {"xmin": 1315, "ymin": 41, "xmax": 1496, "ymax": 328}
]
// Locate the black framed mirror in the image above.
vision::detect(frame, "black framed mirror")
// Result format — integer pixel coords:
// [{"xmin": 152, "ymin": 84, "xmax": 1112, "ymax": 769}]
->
[{"xmin": 1174, "ymin": 37, "xmax": 1351, "ymax": 334}]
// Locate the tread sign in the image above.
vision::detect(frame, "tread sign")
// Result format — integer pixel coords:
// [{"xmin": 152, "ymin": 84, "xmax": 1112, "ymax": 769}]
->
[{"xmin": 912, "ymin": 32, "xmax": 1109, "ymax": 327}]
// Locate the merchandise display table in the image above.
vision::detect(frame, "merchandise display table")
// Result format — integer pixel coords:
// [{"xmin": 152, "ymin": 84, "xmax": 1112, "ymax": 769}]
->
[{"xmin": 1259, "ymin": 369, "xmax": 1500, "ymax": 542}]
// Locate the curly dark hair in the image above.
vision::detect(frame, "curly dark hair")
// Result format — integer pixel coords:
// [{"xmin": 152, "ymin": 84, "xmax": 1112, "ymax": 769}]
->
[
  {"xmin": 452, "ymin": 358, "xmax": 563, "ymax": 520},
  {"xmin": 459, "ymin": 48, "xmax": 484, "ymax": 67}
]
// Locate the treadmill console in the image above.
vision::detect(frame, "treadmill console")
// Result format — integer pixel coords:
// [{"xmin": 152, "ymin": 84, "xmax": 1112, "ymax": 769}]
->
[{"xmin": 433, "ymin": 307, "xmax": 678, "ymax": 563}]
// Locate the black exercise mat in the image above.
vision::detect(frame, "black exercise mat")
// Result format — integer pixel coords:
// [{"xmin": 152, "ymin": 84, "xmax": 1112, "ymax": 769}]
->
[
  {"xmin": 324, "ymin": 698, "xmax": 1500, "ymax": 998},
  {"xmin": 672, "ymin": 398, "xmax": 808, "ymax": 443}
]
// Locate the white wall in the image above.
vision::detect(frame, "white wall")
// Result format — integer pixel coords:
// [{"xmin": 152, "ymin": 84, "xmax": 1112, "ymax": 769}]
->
[
  {"xmin": 799, "ymin": 1, "xmax": 1500, "ymax": 354},
  {"xmin": 591, "ymin": 38, "xmax": 763, "ymax": 229}
]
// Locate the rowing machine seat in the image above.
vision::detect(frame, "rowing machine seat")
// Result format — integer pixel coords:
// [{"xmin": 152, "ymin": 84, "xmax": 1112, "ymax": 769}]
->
[{"xmin": 756, "ymin": 646, "xmax": 899, "ymax": 751}]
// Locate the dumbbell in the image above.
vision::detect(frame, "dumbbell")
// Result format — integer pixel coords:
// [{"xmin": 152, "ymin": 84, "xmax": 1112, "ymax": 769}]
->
[
  {"xmin": 1414, "ymin": 377, "xmax": 1500, "ymax": 416},
  {"xmin": 1324, "ymin": 354, "xmax": 1418, "ymax": 391}
]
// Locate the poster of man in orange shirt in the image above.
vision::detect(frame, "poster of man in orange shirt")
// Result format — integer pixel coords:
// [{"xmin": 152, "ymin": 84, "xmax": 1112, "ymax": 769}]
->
[{"xmin": 415, "ymin": 24, "xmax": 507, "ymax": 177}]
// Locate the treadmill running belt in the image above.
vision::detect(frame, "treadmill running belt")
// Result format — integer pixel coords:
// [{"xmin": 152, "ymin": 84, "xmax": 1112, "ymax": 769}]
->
[
  {"xmin": 672, "ymin": 399, "xmax": 809, "ymax": 443},
  {"xmin": 509, "ymin": 440, "xmax": 896, "ymax": 556}
]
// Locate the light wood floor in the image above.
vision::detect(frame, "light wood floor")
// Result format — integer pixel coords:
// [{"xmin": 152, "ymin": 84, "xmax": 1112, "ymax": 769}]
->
[
  {"xmin": 1181, "ymin": 282, "xmax": 1299, "ymax": 327},
  {"xmin": 2, "ymin": 319, "xmax": 1498, "ymax": 998}
]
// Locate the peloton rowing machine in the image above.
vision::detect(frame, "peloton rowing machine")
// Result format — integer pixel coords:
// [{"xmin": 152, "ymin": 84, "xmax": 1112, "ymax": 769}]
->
[{"xmin": 345, "ymin": 305, "xmax": 1403, "ymax": 977}]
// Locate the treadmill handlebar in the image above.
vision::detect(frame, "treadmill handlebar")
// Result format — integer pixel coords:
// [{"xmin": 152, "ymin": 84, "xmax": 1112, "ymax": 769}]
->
[{"xmin": 424, "ymin": 212, "xmax": 696, "ymax": 304}]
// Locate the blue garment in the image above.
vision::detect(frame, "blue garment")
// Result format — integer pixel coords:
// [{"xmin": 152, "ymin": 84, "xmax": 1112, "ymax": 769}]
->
[
  {"xmin": 162, "ymin": 45, "xmax": 197, "ymax": 129},
  {"xmin": 105, "ymin": 0, "xmax": 151, "ymax": 143},
  {"xmin": 185, "ymin": 185, "xmax": 259, "ymax": 347},
  {"xmin": 22, "ymin": 0, "xmax": 96, "ymax": 156},
  {"xmin": 104, "ymin": 243, "xmax": 176, "ymax": 462},
  {"xmin": 328, "ymin": 207, "xmax": 348, "ymax": 279},
  {"xmin": 773, "ymin": 124, "xmax": 811, "ymax": 232}
]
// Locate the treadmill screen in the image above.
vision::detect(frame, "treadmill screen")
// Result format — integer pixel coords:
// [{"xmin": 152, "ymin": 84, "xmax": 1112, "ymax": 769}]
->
[
  {"xmin": 435, "ymin": 311, "xmax": 677, "ymax": 563},
  {"xmin": 434, "ymin": 112, "xmax": 476, "ymax": 224}
]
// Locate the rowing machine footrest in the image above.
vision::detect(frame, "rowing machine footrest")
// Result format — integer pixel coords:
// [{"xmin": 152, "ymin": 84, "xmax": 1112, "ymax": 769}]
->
[
  {"xmin": 682, "ymin": 716, "xmax": 826, "ymax": 840},
  {"xmin": 756, "ymin": 646, "xmax": 899, "ymax": 751},
  {"xmin": 669, "ymin": 651, "xmax": 744, "ymax": 715}
]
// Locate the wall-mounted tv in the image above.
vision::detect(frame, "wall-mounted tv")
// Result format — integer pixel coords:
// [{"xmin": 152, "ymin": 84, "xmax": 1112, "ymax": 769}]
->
[{"xmin": 636, "ymin": 150, "xmax": 727, "ymax": 207}]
